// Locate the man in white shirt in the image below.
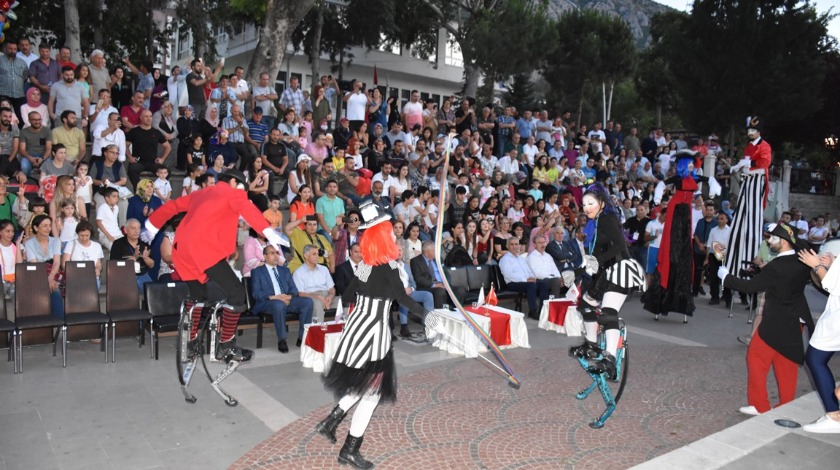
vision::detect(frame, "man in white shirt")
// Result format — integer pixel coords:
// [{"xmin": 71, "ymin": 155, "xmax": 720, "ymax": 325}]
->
[
  {"xmin": 342, "ymin": 80, "xmax": 369, "ymax": 132},
  {"xmin": 292, "ymin": 244, "xmax": 338, "ymax": 323},
  {"xmin": 705, "ymin": 212, "xmax": 733, "ymax": 306},
  {"xmin": 16, "ymin": 38, "xmax": 38, "ymax": 67},
  {"xmin": 526, "ymin": 236, "xmax": 563, "ymax": 297},
  {"xmin": 92, "ymin": 112, "xmax": 126, "ymax": 161},
  {"xmin": 371, "ymin": 160, "xmax": 394, "ymax": 198},
  {"xmin": 791, "ymin": 210, "xmax": 810, "ymax": 240},
  {"xmin": 95, "ymin": 187, "xmax": 123, "ymax": 250},
  {"xmin": 499, "ymin": 237, "xmax": 550, "ymax": 318},
  {"xmin": 496, "ymin": 149, "xmax": 521, "ymax": 176},
  {"xmin": 644, "ymin": 207, "xmax": 666, "ymax": 283},
  {"xmin": 401, "ymin": 90, "xmax": 423, "ymax": 131},
  {"xmin": 587, "ymin": 121, "xmax": 607, "ymax": 154}
]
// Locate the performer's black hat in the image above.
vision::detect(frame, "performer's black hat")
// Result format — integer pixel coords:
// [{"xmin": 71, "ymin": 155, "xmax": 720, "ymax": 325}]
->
[
  {"xmin": 746, "ymin": 115, "xmax": 764, "ymax": 133},
  {"xmin": 219, "ymin": 169, "xmax": 248, "ymax": 187},
  {"xmin": 767, "ymin": 222, "xmax": 807, "ymax": 251},
  {"xmin": 358, "ymin": 201, "xmax": 391, "ymax": 229}
]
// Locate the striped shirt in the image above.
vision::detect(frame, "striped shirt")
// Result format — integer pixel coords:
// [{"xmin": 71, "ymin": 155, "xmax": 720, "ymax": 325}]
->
[
  {"xmin": 0, "ymin": 56, "xmax": 28, "ymax": 98},
  {"xmin": 247, "ymin": 119, "xmax": 268, "ymax": 146},
  {"xmin": 221, "ymin": 116, "xmax": 246, "ymax": 143}
]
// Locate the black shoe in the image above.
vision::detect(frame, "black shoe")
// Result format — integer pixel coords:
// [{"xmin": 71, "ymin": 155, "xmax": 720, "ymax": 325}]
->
[
  {"xmin": 698, "ymin": 287, "xmax": 707, "ymax": 296},
  {"xmin": 708, "ymin": 299, "xmax": 720, "ymax": 306},
  {"xmin": 527, "ymin": 309, "xmax": 539, "ymax": 320},
  {"xmin": 296, "ymin": 338, "xmax": 302, "ymax": 348},
  {"xmin": 586, "ymin": 352, "xmax": 617, "ymax": 381},
  {"xmin": 399, "ymin": 324, "xmax": 411, "ymax": 338},
  {"xmin": 338, "ymin": 433, "xmax": 374, "ymax": 469},
  {"xmin": 315, "ymin": 405, "xmax": 347, "ymax": 444},
  {"xmin": 277, "ymin": 339, "xmax": 289, "ymax": 353},
  {"xmin": 216, "ymin": 338, "xmax": 253, "ymax": 362},
  {"xmin": 569, "ymin": 340, "xmax": 601, "ymax": 359}
]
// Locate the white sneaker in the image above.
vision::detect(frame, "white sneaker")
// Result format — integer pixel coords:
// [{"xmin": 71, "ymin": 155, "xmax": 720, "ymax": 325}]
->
[
  {"xmin": 739, "ymin": 405, "xmax": 761, "ymax": 416},
  {"xmin": 803, "ymin": 414, "xmax": 840, "ymax": 433}
]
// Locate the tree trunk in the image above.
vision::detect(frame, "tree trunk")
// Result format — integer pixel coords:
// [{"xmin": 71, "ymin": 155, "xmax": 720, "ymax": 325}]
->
[
  {"xmin": 245, "ymin": 0, "xmax": 316, "ymax": 90},
  {"xmin": 462, "ymin": 61, "xmax": 479, "ymax": 98},
  {"xmin": 308, "ymin": 2, "xmax": 324, "ymax": 89},
  {"xmin": 93, "ymin": 0, "xmax": 105, "ymax": 48},
  {"xmin": 147, "ymin": 0, "xmax": 156, "ymax": 60},
  {"xmin": 64, "ymin": 0, "xmax": 83, "ymax": 64}
]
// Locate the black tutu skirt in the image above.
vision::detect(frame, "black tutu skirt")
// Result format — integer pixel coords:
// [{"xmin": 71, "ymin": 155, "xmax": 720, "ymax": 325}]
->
[{"xmin": 321, "ymin": 350, "xmax": 397, "ymax": 403}]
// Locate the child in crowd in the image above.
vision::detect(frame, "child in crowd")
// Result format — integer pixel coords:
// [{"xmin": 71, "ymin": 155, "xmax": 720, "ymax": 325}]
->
[
  {"xmin": 479, "ymin": 178, "xmax": 495, "ymax": 206},
  {"xmin": 528, "ymin": 179, "xmax": 543, "ymax": 202},
  {"xmin": 74, "ymin": 161, "xmax": 93, "ymax": 219},
  {"xmin": 186, "ymin": 135, "xmax": 206, "ymax": 171},
  {"xmin": 508, "ymin": 198, "xmax": 525, "ymax": 223},
  {"xmin": 96, "ymin": 187, "xmax": 123, "ymax": 250},
  {"xmin": 182, "ymin": 164, "xmax": 201, "ymax": 196},
  {"xmin": 154, "ymin": 165, "xmax": 172, "ymax": 201},
  {"xmin": 24, "ymin": 197, "xmax": 48, "ymax": 239},
  {"xmin": 56, "ymin": 199, "xmax": 80, "ymax": 250},
  {"xmin": 263, "ymin": 195, "xmax": 284, "ymax": 230}
]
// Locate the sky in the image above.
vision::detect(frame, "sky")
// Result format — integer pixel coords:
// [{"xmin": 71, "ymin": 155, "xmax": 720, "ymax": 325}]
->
[{"xmin": 654, "ymin": 0, "xmax": 839, "ymax": 42}]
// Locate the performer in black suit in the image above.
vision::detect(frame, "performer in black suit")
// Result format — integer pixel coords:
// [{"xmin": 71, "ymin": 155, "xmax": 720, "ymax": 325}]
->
[{"xmin": 718, "ymin": 222, "xmax": 814, "ymax": 416}]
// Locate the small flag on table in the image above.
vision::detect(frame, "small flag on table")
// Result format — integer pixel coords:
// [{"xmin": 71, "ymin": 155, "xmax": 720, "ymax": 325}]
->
[
  {"xmin": 486, "ymin": 286, "xmax": 498, "ymax": 306},
  {"xmin": 477, "ymin": 285, "xmax": 485, "ymax": 305}
]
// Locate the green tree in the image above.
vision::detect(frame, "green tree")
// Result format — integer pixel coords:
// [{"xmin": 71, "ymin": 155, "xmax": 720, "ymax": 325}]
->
[
  {"xmin": 542, "ymin": 8, "xmax": 636, "ymax": 126},
  {"xmin": 650, "ymin": 0, "xmax": 833, "ymax": 140},
  {"xmin": 503, "ymin": 72, "xmax": 536, "ymax": 111}
]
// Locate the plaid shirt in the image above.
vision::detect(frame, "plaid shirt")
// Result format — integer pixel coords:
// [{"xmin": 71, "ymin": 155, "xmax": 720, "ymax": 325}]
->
[
  {"xmin": 0, "ymin": 56, "xmax": 28, "ymax": 98},
  {"xmin": 280, "ymin": 87, "xmax": 304, "ymax": 115},
  {"xmin": 221, "ymin": 115, "xmax": 247, "ymax": 143}
]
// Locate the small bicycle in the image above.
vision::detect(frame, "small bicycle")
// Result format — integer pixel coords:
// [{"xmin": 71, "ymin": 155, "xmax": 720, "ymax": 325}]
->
[
  {"xmin": 571, "ymin": 316, "xmax": 629, "ymax": 429},
  {"xmin": 176, "ymin": 300, "xmax": 241, "ymax": 406}
]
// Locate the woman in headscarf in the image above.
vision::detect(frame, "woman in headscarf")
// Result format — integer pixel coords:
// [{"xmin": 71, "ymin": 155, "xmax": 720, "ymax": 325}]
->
[
  {"xmin": 200, "ymin": 105, "xmax": 221, "ymax": 145},
  {"xmin": 21, "ymin": 87, "xmax": 49, "ymax": 128},
  {"xmin": 126, "ymin": 179, "xmax": 163, "ymax": 226}
]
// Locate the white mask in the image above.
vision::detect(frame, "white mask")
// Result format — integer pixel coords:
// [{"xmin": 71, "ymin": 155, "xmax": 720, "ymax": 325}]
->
[{"xmin": 320, "ymin": 125, "xmax": 328, "ymax": 130}]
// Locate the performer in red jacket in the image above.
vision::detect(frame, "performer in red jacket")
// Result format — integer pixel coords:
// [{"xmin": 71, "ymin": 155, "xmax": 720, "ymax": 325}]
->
[{"xmin": 145, "ymin": 169, "xmax": 286, "ymax": 362}]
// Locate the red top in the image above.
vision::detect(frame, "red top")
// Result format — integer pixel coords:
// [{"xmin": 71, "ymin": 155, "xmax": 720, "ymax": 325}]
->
[
  {"xmin": 148, "ymin": 184, "xmax": 270, "ymax": 283},
  {"xmin": 745, "ymin": 138, "xmax": 772, "ymax": 206}
]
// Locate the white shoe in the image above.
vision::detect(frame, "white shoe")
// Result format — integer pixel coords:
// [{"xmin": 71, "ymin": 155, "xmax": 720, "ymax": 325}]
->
[
  {"xmin": 739, "ymin": 405, "xmax": 761, "ymax": 416},
  {"xmin": 803, "ymin": 414, "xmax": 840, "ymax": 433}
]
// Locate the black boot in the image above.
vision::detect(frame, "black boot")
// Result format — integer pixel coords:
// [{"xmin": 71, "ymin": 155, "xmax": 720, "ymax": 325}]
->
[
  {"xmin": 399, "ymin": 324, "xmax": 411, "ymax": 338},
  {"xmin": 216, "ymin": 338, "xmax": 253, "ymax": 363},
  {"xmin": 338, "ymin": 433, "xmax": 374, "ymax": 469},
  {"xmin": 315, "ymin": 405, "xmax": 346, "ymax": 444},
  {"xmin": 569, "ymin": 340, "xmax": 600, "ymax": 358},
  {"xmin": 586, "ymin": 352, "xmax": 617, "ymax": 381}
]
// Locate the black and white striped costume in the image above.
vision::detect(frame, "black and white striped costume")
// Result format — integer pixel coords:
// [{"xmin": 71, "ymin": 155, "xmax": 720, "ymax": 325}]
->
[
  {"xmin": 322, "ymin": 261, "xmax": 426, "ymax": 402},
  {"xmin": 586, "ymin": 212, "xmax": 646, "ymax": 301},
  {"xmin": 725, "ymin": 170, "xmax": 766, "ymax": 275}
]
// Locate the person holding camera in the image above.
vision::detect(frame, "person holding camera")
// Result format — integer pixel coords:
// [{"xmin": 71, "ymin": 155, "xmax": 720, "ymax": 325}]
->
[
  {"xmin": 705, "ymin": 211, "xmax": 732, "ymax": 306},
  {"xmin": 342, "ymin": 79, "xmax": 369, "ymax": 133}
]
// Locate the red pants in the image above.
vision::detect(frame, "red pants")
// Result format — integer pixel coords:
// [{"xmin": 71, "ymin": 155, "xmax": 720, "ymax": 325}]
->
[{"xmin": 747, "ymin": 331, "xmax": 799, "ymax": 413}]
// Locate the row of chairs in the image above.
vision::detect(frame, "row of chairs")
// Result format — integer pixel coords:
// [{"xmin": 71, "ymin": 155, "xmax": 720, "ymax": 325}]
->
[
  {"xmin": 2, "ymin": 260, "xmax": 152, "ymax": 373},
  {"xmin": 443, "ymin": 264, "xmax": 524, "ymax": 311}
]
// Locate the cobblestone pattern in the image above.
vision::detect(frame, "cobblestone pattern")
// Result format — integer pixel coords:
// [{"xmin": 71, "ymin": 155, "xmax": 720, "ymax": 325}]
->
[{"xmin": 231, "ymin": 344, "xmax": 816, "ymax": 470}]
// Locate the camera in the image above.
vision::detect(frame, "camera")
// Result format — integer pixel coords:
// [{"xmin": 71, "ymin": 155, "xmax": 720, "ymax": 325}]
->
[
  {"xmin": 739, "ymin": 261, "xmax": 761, "ymax": 278},
  {"xmin": 318, "ymin": 248, "xmax": 326, "ymax": 257}
]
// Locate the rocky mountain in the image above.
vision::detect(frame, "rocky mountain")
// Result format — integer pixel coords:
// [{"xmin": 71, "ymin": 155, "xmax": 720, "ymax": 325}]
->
[{"xmin": 547, "ymin": 0, "xmax": 675, "ymax": 47}]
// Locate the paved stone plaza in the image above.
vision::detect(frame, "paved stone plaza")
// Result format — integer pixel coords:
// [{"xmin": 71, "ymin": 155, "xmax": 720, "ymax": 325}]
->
[{"xmin": 1, "ymin": 288, "xmax": 838, "ymax": 469}]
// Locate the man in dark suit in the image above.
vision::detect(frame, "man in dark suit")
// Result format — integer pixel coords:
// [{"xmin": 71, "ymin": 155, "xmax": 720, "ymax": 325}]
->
[
  {"xmin": 250, "ymin": 245, "xmax": 314, "ymax": 353},
  {"xmin": 546, "ymin": 226, "xmax": 576, "ymax": 273},
  {"xmin": 410, "ymin": 240, "xmax": 465, "ymax": 308},
  {"xmin": 333, "ymin": 242, "xmax": 362, "ymax": 296}
]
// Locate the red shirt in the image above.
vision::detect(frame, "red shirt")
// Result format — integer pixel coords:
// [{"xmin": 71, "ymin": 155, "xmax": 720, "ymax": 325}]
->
[
  {"xmin": 745, "ymin": 138, "xmax": 772, "ymax": 206},
  {"xmin": 120, "ymin": 105, "xmax": 144, "ymax": 128},
  {"xmin": 148, "ymin": 184, "xmax": 270, "ymax": 283}
]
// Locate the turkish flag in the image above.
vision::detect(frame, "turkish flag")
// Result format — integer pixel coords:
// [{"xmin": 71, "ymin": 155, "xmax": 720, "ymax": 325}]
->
[{"xmin": 485, "ymin": 286, "xmax": 498, "ymax": 306}]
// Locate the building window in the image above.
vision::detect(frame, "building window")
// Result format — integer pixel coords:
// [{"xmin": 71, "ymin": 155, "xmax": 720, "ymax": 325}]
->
[
  {"xmin": 401, "ymin": 89, "xmax": 410, "ymax": 108},
  {"xmin": 275, "ymin": 71, "xmax": 287, "ymax": 96},
  {"xmin": 445, "ymin": 34, "xmax": 463, "ymax": 67}
]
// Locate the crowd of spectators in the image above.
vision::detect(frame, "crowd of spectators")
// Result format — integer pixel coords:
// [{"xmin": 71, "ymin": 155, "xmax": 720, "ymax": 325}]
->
[{"xmin": 1, "ymin": 38, "xmax": 838, "ymax": 342}]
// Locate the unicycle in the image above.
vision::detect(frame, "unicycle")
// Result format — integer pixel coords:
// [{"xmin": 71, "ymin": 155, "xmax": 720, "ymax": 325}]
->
[
  {"xmin": 572, "ymin": 318, "xmax": 629, "ymax": 429},
  {"xmin": 176, "ymin": 300, "xmax": 241, "ymax": 406}
]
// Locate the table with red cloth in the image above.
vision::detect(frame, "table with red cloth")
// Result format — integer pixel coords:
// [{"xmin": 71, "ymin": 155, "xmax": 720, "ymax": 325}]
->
[
  {"xmin": 300, "ymin": 322, "xmax": 344, "ymax": 373},
  {"xmin": 465, "ymin": 305, "xmax": 511, "ymax": 346},
  {"xmin": 538, "ymin": 299, "xmax": 583, "ymax": 336}
]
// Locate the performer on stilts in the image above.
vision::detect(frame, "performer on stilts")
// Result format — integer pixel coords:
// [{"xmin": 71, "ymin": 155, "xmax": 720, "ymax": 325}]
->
[
  {"xmin": 144, "ymin": 169, "xmax": 286, "ymax": 363},
  {"xmin": 570, "ymin": 186, "xmax": 646, "ymax": 378},
  {"xmin": 725, "ymin": 116, "xmax": 771, "ymax": 284},
  {"xmin": 643, "ymin": 151, "xmax": 705, "ymax": 321},
  {"xmin": 315, "ymin": 202, "xmax": 428, "ymax": 469}
]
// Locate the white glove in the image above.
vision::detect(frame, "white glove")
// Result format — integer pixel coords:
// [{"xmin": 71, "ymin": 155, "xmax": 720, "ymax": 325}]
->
[
  {"xmin": 717, "ymin": 266, "xmax": 729, "ymax": 281},
  {"xmin": 262, "ymin": 227, "xmax": 290, "ymax": 249},
  {"xmin": 140, "ymin": 219, "xmax": 159, "ymax": 244},
  {"xmin": 729, "ymin": 157, "xmax": 752, "ymax": 174},
  {"xmin": 582, "ymin": 255, "xmax": 599, "ymax": 275}
]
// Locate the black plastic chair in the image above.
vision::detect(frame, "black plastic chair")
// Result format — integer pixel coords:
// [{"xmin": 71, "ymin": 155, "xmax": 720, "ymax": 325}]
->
[
  {"xmin": 445, "ymin": 265, "xmax": 479, "ymax": 304},
  {"xmin": 0, "ymin": 280, "xmax": 16, "ymax": 371},
  {"xmin": 144, "ymin": 281, "xmax": 190, "ymax": 360},
  {"xmin": 105, "ymin": 260, "xmax": 153, "ymax": 363},
  {"xmin": 491, "ymin": 265, "xmax": 524, "ymax": 312},
  {"xmin": 14, "ymin": 263, "xmax": 65, "ymax": 373},
  {"xmin": 63, "ymin": 261, "xmax": 109, "ymax": 366}
]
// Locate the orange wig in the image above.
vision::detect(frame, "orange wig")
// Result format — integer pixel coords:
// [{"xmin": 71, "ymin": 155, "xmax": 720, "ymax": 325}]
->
[{"xmin": 360, "ymin": 220, "xmax": 399, "ymax": 266}]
